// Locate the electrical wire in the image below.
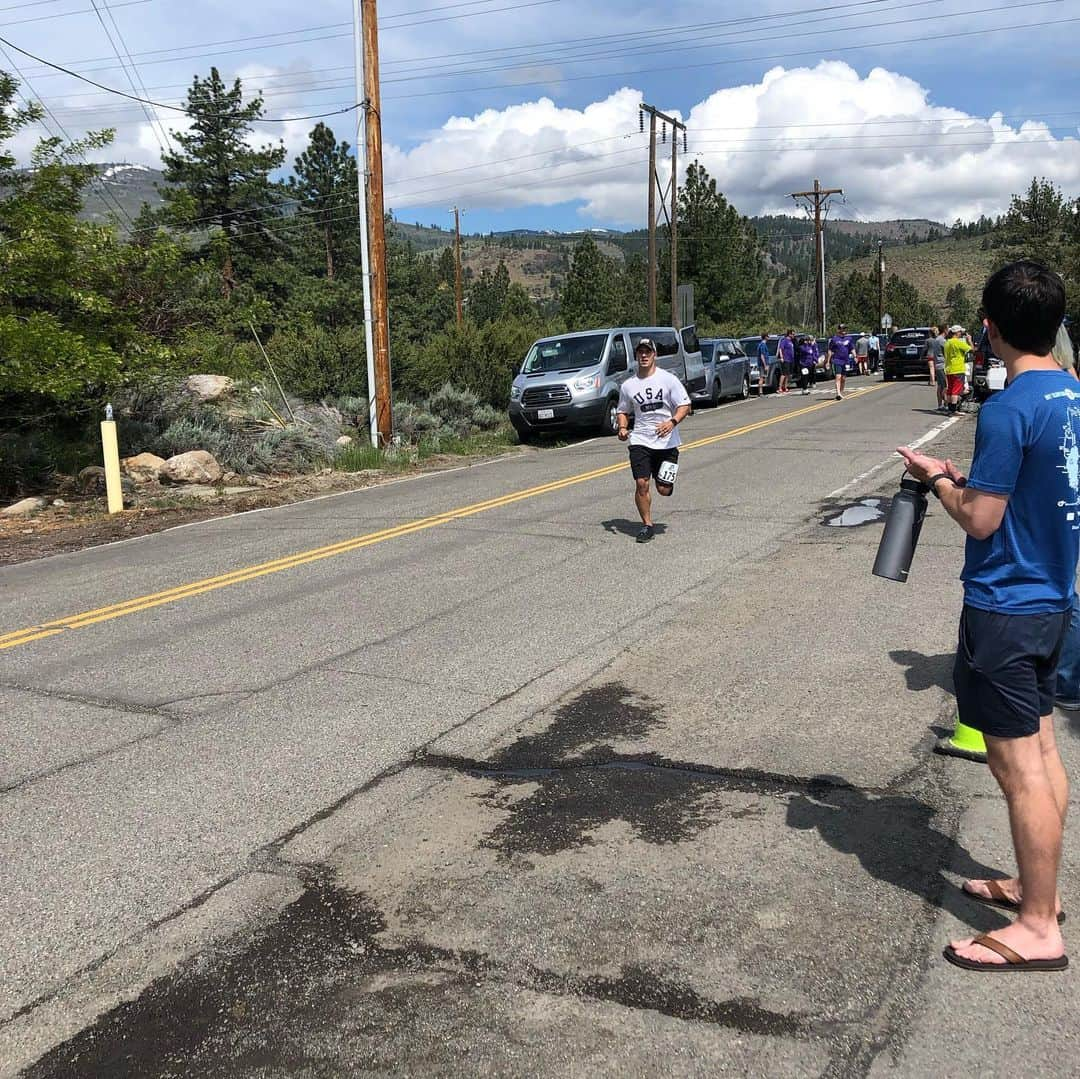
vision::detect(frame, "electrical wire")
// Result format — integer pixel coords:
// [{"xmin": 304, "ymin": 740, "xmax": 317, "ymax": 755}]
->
[
  {"xmin": 0, "ymin": 0, "xmax": 152, "ymax": 30},
  {"xmin": 385, "ymin": 13, "xmax": 1080, "ymax": 99},
  {"xmin": 0, "ymin": 33, "xmax": 361, "ymax": 123}
]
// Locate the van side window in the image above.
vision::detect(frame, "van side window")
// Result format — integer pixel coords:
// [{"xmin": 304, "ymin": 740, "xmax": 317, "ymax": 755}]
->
[
  {"xmin": 607, "ymin": 336, "xmax": 628, "ymax": 373},
  {"xmin": 652, "ymin": 332, "xmax": 679, "ymax": 357},
  {"xmin": 681, "ymin": 327, "xmax": 700, "ymax": 354}
]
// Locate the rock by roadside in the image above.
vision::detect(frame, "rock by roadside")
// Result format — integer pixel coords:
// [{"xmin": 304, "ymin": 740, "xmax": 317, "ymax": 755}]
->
[
  {"xmin": 2, "ymin": 496, "xmax": 46, "ymax": 517},
  {"xmin": 183, "ymin": 375, "xmax": 234, "ymax": 402},
  {"xmin": 122, "ymin": 453, "xmax": 167, "ymax": 483},
  {"xmin": 159, "ymin": 451, "xmax": 224, "ymax": 485}
]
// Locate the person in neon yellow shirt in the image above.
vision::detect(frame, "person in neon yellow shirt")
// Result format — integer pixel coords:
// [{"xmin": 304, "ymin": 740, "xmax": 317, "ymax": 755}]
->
[{"xmin": 943, "ymin": 326, "xmax": 972, "ymax": 413}]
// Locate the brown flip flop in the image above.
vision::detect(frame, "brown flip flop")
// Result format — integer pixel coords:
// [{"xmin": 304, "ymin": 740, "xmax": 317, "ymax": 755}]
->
[
  {"xmin": 962, "ymin": 878, "xmax": 1066, "ymax": 924},
  {"xmin": 943, "ymin": 933, "xmax": 1068, "ymax": 972}
]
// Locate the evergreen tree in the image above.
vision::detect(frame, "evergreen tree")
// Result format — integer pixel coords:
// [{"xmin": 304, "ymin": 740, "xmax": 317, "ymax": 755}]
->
[
  {"xmin": 286, "ymin": 122, "xmax": 358, "ymax": 280},
  {"xmin": 945, "ymin": 283, "xmax": 974, "ymax": 329},
  {"xmin": 470, "ymin": 262, "xmax": 511, "ymax": 325},
  {"xmin": 160, "ymin": 67, "xmax": 286, "ymax": 294},
  {"xmin": 560, "ymin": 235, "xmax": 618, "ymax": 327}
]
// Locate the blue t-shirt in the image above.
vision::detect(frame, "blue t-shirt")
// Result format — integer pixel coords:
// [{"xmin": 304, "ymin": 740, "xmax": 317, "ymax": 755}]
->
[
  {"xmin": 756, "ymin": 340, "xmax": 770, "ymax": 366},
  {"xmin": 828, "ymin": 335, "xmax": 851, "ymax": 364},
  {"xmin": 962, "ymin": 369, "xmax": 1080, "ymax": 614},
  {"xmin": 778, "ymin": 336, "xmax": 794, "ymax": 363}
]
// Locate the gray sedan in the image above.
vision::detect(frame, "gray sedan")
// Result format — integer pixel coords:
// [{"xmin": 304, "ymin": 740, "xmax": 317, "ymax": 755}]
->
[{"xmin": 695, "ymin": 338, "xmax": 751, "ymax": 406}]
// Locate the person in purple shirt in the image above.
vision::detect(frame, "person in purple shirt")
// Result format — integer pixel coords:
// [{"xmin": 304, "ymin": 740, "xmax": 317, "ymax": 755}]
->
[
  {"xmin": 826, "ymin": 322, "xmax": 852, "ymax": 401},
  {"xmin": 777, "ymin": 329, "xmax": 795, "ymax": 394},
  {"xmin": 795, "ymin": 334, "xmax": 819, "ymax": 394}
]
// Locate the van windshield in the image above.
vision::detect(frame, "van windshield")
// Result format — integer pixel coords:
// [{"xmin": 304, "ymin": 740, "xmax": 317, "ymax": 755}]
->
[{"xmin": 522, "ymin": 334, "xmax": 608, "ymax": 374}]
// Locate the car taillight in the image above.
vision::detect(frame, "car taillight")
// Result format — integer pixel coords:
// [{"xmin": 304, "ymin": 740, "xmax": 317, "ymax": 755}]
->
[
  {"xmin": 973, "ymin": 350, "xmax": 985, "ymax": 370},
  {"xmin": 885, "ymin": 344, "xmax": 896, "ymax": 352}
]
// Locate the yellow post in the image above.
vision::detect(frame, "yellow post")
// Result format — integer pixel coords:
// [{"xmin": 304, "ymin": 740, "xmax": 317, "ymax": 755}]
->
[{"xmin": 100, "ymin": 403, "xmax": 123, "ymax": 514}]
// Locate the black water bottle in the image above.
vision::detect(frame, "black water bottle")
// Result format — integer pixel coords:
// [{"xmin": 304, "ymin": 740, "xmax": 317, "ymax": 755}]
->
[{"xmin": 872, "ymin": 475, "xmax": 930, "ymax": 583}]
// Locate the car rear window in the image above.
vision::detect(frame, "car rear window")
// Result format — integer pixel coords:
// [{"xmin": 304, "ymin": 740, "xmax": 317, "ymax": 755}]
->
[{"xmin": 889, "ymin": 330, "xmax": 930, "ymax": 345}]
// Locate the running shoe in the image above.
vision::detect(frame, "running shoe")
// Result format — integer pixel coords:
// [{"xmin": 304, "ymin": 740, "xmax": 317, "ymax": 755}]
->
[{"xmin": 636, "ymin": 525, "xmax": 655, "ymax": 544}]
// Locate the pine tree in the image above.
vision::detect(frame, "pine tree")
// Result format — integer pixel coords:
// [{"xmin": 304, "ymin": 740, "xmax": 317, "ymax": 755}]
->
[
  {"xmin": 560, "ymin": 235, "xmax": 618, "ymax": 327},
  {"xmin": 160, "ymin": 67, "xmax": 286, "ymax": 294},
  {"xmin": 286, "ymin": 122, "xmax": 358, "ymax": 280}
]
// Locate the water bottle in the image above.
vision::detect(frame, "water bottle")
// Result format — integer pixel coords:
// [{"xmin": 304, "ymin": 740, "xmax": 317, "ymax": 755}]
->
[{"xmin": 872, "ymin": 475, "xmax": 929, "ymax": 583}]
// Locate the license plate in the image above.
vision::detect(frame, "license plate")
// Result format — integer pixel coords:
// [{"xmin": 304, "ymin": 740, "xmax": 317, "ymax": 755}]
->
[
  {"xmin": 906, "ymin": 346, "xmax": 917, "ymax": 355},
  {"xmin": 537, "ymin": 408, "xmax": 555, "ymax": 420}
]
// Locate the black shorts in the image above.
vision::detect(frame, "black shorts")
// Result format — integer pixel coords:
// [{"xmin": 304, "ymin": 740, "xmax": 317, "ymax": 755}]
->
[
  {"xmin": 629, "ymin": 445, "xmax": 679, "ymax": 485},
  {"xmin": 954, "ymin": 605, "xmax": 1070, "ymax": 738}
]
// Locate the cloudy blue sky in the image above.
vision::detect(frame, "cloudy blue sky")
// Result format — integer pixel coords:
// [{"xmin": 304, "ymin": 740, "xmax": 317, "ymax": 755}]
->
[{"xmin": 3, "ymin": 0, "xmax": 1079, "ymax": 230}]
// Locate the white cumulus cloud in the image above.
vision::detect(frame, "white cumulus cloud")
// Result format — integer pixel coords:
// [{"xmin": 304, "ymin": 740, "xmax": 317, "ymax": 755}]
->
[{"xmin": 382, "ymin": 62, "xmax": 1080, "ymax": 225}]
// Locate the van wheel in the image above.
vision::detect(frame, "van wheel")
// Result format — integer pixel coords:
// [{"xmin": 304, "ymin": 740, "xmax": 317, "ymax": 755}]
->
[
  {"xmin": 883, "ymin": 371, "xmax": 893, "ymax": 381},
  {"xmin": 710, "ymin": 377, "xmax": 721, "ymax": 407},
  {"xmin": 601, "ymin": 397, "xmax": 619, "ymax": 436},
  {"xmin": 770, "ymin": 370, "xmax": 781, "ymax": 394},
  {"xmin": 741, "ymin": 374, "xmax": 750, "ymax": 399}
]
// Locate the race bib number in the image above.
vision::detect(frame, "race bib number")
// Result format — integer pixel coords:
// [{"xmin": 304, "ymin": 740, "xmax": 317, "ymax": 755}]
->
[{"xmin": 656, "ymin": 459, "xmax": 679, "ymax": 485}]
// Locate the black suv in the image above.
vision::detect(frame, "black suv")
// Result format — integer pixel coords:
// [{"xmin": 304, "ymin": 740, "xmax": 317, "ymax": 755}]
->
[{"xmin": 882, "ymin": 328, "xmax": 934, "ymax": 380}]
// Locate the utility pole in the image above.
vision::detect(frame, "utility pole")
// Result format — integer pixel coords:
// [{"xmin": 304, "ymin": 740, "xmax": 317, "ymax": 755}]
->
[
  {"xmin": 640, "ymin": 103, "xmax": 687, "ymax": 326},
  {"xmin": 451, "ymin": 206, "xmax": 463, "ymax": 327},
  {"xmin": 358, "ymin": 0, "xmax": 392, "ymax": 445},
  {"xmin": 790, "ymin": 178, "xmax": 842, "ymax": 336},
  {"xmin": 877, "ymin": 240, "xmax": 885, "ymax": 333}
]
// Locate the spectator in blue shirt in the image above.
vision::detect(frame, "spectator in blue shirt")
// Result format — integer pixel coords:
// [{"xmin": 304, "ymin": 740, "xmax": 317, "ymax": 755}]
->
[
  {"xmin": 755, "ymin": 333, "xmax": 770, "ymax": 398},
  {"xmin": 900, "ymin": 261, "xmax": 1077, "ymax": 973},
  {"xmin": 826, "ymin": 323, "xmax": 852, "ymax": 401}
]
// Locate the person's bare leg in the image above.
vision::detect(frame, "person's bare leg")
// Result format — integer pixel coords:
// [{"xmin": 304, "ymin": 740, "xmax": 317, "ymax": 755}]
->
[
  {"xmin": 634, "ymin": 478, "xmax": 652, "ymax": 526},
  {"xmin": 951, "ymin": 730, "xmax": 1066, "ymax": 963},
  {"xmin": 834, "ymin": 372, "xmax": 843, "ymax": 398},
  {"xmin": 966, "ymin": 715, "xmax": 1067, "ymax": 909}
]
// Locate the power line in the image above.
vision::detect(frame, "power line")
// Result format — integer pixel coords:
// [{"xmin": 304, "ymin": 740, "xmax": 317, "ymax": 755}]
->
[
  {"xmin": 0, "ymin": 33, "xmax": 362, "ymax": 123},
  {"xmin": 386, "ymin": 12, "xmax": 1080, "ymax": 99},
  {"xmin": 0, "ymin": 0, "xmax": 152, "ymax": 30}
]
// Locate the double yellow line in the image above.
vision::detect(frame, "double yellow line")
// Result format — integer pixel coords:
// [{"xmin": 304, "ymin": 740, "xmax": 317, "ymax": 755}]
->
[{"xmin": 0, "ymin": 385, "xmax": 885, "ymax": 653}]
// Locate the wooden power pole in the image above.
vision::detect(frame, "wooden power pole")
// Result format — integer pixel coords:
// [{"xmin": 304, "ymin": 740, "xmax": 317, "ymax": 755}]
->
[
  {"xmin": 640, "ymin": 103, "xmax": 686, "ymax": 326},
  {"xmin": 359, "ymin": 0, "xmax": 392, "ymax": 445},
  {"xmin": 451, "ymin": 206, "xmax": 463, "ymax": 327},
  {"xmin": 877, "ymin": 240, "xmax": 885, "ymax": 333},
  {"xmin": 790, "ymin": 178, "xmax": 842, "ymax": 336}
]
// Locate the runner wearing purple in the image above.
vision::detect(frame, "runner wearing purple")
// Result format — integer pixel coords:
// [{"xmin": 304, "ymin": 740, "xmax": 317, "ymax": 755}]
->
[
  {"xmin": 826, "ymin": 322, "xmax": 852, "ymax": 400},
  {"xmin": 777, "ymin": 329, "xmax": 795, "ymax": 395}
]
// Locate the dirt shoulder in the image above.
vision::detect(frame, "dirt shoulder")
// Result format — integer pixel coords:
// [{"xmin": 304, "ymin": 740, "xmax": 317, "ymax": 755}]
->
[{"xmin": 0, "ymin": 448, "xmax": 526, "ymax": 567}]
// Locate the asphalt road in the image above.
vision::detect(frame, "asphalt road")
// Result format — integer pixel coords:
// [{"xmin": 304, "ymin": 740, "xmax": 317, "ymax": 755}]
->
[{"xmin": 3, "ymin": 380, "xmax": 1078, "ymax": 1077}]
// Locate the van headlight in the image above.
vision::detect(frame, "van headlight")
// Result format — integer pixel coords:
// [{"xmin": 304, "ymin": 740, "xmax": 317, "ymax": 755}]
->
[
  {"xmin": 510, "ymin": 384, "xmax": 522, "ymax": 401},
  {"xmin": 573, "ymin": 373, "xmax": 601, "ymax": 391}
]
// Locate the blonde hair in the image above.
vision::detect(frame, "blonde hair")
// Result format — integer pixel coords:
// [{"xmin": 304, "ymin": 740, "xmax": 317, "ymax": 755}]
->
[{"xmin": 1052, "ymin": 323, "xmax": 1076, "ymax": 372}]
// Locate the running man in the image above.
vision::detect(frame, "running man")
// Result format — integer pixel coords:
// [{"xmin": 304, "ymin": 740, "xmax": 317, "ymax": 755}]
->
[
  {"xmin": 826, "ymin": 323, "xmax": 852, "ymax": 400},
  {"xmin": 944, "ymin": 324, "xmax": 972, "ymax": 413},
  {"xmin": 617, "ymin": 338, "xmax": 691, "ymax": 543},
  {"xmin": 755, "ymin": 333, "xmax": 770, "ymax": 397},
  {"xmin": 778, "ymin": 329, "xmax": 795, "ymax": 394},
  {"xmin": 928, "ymin": 325, "xmax": 947, "ymax": 412}
]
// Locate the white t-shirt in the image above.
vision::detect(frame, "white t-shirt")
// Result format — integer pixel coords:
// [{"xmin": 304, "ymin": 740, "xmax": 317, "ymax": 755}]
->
[{"xmin": 617, "ymin": 368, "xmax": 691, "ymax": 450}]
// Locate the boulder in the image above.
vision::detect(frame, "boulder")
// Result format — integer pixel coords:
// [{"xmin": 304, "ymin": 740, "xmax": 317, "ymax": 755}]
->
[
  {"xmin": 183, "ymin": 374, "xmax": 234, "ymax": 401},
  {"xmin": 335, "ymin": 435, "xmax": 354, "ymax": 447},
  {"xmin": 159, "ymin": 450, "xmax": 224, "ymax": 485},
  {"xmin": 2, "ymin": 496, "xmax": 46, "ymax": 516},
  {"xmin": 122, "ymin": 452, "xmax": 166, "ymax": 483},
  {"xmin": 78, "ymin": 466, "xmax": 107, "ymax": 493}
]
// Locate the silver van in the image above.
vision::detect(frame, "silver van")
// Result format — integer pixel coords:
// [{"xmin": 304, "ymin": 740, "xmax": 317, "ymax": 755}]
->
[{"xmin": 508, "ymin": 326, "xmax": 704, "ymax": 440}]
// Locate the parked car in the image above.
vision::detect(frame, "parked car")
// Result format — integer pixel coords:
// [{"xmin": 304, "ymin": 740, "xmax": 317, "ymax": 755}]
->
[
  {"xmin": 507, "ymin": 326, "xmax": 702, "ymax": 440},
  {"xmin": 882, "ymin": 327, "xmax": 934, "ymax": 380},
  {"xmin": 695, "ymin": 338, "xmax": 750, "ymax": 405},
  {"xmin": 739, "ymin": 335, "xmax": 783, "ymax": 393},
  {"xmin": 971, "ymin": 325, "xmax": 1006, "ymax": 401}
]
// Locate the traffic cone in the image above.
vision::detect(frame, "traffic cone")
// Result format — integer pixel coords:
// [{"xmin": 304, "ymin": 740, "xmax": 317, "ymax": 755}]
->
[{"xmin": 934, "ymin": 717, "xmax": 987, "ymax": 763}]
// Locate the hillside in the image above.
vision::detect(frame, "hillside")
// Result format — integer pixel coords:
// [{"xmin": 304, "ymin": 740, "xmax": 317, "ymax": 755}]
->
[{"xmin": 830, "ymin": 233, "xmax": 996, "ymax": 310}]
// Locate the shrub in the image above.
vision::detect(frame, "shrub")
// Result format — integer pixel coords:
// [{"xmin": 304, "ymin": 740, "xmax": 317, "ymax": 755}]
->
[{"xmin": 265, "ymin": 324, "xmax": 368, "ymax": 401}]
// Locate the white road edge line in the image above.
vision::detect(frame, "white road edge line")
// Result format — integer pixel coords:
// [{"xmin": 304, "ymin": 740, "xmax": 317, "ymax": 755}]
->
[{"xmin": 827, "ymin": 416, "xmax": 960, "ymax": 499}]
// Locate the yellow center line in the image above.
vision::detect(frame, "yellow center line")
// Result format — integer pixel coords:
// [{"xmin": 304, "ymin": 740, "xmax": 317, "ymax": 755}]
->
[{"xmin": 0, "ymin": 384, "xmax": 887, "ymax": 652}]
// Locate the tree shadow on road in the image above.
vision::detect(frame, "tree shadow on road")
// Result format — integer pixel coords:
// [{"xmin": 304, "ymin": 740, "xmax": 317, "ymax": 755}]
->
[
  {"xmin": 601, "ymin": 519, "xmax": 667, "ymax": 539},
  {"xmin": 786, "ymin": 778, "xmax": 1005, "ymax": 930}
]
